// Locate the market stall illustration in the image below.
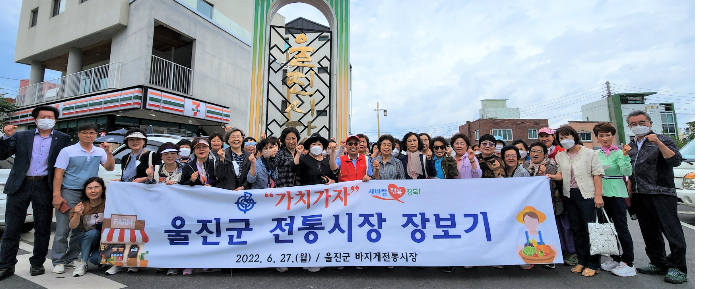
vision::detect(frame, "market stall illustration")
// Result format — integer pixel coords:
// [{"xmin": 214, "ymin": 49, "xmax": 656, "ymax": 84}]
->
[{"xmin": 100, "ymin": 214, "xmax": 150, "ymax": 267}]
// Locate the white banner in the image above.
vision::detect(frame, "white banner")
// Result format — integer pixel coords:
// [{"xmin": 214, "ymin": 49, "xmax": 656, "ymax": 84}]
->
[{"xmin": 99, "ymin": 177, "xmax": 562, "ymax": 268}]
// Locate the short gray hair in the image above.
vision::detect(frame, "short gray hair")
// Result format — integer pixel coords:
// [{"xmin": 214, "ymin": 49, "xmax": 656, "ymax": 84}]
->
[
  {"xmin": 626, "ymin": 110, "xmax": 651, "ymax": 123},
  {"xmin": 224, "ymin": 127, "xmax": 246, "ymax": 142}
]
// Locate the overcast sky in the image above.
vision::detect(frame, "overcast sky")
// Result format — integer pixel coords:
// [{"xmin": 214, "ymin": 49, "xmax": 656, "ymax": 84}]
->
[{"xmin": 0, "ymin": 0, "xmax": 695, "ymax": 139}]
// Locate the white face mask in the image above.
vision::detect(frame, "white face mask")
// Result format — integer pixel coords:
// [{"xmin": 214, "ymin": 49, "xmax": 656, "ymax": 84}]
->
[
  {"xmin": 495, "ymin": 144, "xmax": 504, "ymax": 153},
  {"xmin": 310, "ymin": 146, "xmax": 323, "ymax": 156},
  {"xmin": 560, "ymin": 139, "xmax": 576, "ymax": 149},
  {"xmin": 519, "ymin": 151, "xmax": 528, "ymax": 159},
  {"xmin": 631, "ymin": 125, "xmax": 650, "ymax": 136},
  {"xmin": 36, "ymin": 119, "xmax": 55, "ymax": 130},
  {"xmin": 392, "ymin": 148, "xmax": 400, "ymax": 157},
  {"xmin": 474, "ymin": 151, "xmax": 481, "ymax": 155},
  {"xmin": 179, "ymin": 148, "xmax": 191, "ymax": 158}
]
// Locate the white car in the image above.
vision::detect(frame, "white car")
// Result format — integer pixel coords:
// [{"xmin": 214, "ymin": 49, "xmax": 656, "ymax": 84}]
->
[
  {"xmin": 1, "ymin": 134, "xmax": 190, "ymax": 235},
  {"xmin": 674, "ymin": 139, "xmax": 695, "ymax": 207}
]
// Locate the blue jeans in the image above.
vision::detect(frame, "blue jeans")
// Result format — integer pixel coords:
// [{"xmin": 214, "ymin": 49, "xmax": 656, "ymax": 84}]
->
[{"xmin": 76, "ymin": 229, "xmax": 101, "ymax": 265}]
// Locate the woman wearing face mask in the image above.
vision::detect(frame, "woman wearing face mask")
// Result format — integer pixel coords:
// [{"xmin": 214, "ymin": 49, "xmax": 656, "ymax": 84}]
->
[
  {"xmin": 274, "ymin": 128, "xmax": 302, "ymax": 188},
  {"xmin": 472, "ymin": 145, "xmax": 481, "ymax": 155},
  {"xmin": 297, "ymin": 133, "xmax": 337, "ymax": 186},
  {"xmin": 512, "ymin": 140, "xmax": 530, "ymax": 165},
  {"xmin": 176, "ymin": 139, "xmax": 193, "ymax": 163},
  {"xmin": 538, "ymin": 127, "xmax": 565, "ymax": 160},
  {"xmin": 494, "ymin": 138, "xmax": 507, "ymax": 157},
  {"xmin": 449, "ymin": 133, "xmax": 482, "ymax": 179},
  {"xmin": 524, "ymin": 142, "xmax": 575, "ymax": 269},
  {"xmin": 397, "ymin": 132, "xmax": 428, "ymax": 179},
  {"xmin": 593, "ymin": 122, "xmax": 636, "ymax": 277},
  {"xmin": 547, "ymin": 126, "xmax": 605, "ymax": 277},
  {"xmin": 372, "ymin": 134, "xmax": 406, "ymax": 180},
  {"xmin": 392, "ymin": 138, "xmax": 401, "ymax": 158},
  {"xmin": 243, "ymin": 137, "xmax": 258, "ymax": 155},
  {"xmin": 215, "ymin": 128, "xmax": 252, "ymax": 191},
  {"xmin": 501, "ymin": 146, "xmax": 530, "ymax": 178},
  {"xmin": 476, "ymin": 134, "xmax": 505, "ymax": 178},
  {"xmin": 119, "ymin": 129, "xmax": 161, "ymax": 184},
  {"xmin": 247, "ymin": 137, "xmax": 280, "ymax": 190},
  {"xmin": 426, "ymin": 136, "xmax": 458, "ymax": 179}
]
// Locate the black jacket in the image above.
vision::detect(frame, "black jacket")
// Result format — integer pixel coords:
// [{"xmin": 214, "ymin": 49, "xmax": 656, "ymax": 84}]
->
[
  {"xmin": 398, "ymin": 153, "xmax": 429, "ymax": 179},
  {"xmin": 0, "ymin": 129, "xmax": 71, "ymax": 194},
  {"xmin": 120, "ymin": 150, "xmax": 161, "ymax": 181},
  {"xmin": 179, "ymin": 158, "xmax": 217, "ymax": 186},
  {"xmin": 215, "ymin": 148, "xmax": 252, "ymax": 190},
  {"xmin": 628, "ymin": 132, "xmax": 682, "ymax": 196}
]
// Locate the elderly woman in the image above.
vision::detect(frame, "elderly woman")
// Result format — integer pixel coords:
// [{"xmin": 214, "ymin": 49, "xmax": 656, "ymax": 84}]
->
[
  {"xmin": 215, "ymin": 128, "xmax": 252, "ymax": 191},
  {"xmin": 547, "ymin": 126, "xmax": 605, "ymax": 277},
  {"xmin": 247, "ymin": 137, "xmax": 280, "ymax": 190},
  {"xmin": 512, "ymin": 140, "xmax": 530, "ymax": 165},
  {"xmin": 274, "ymin": 128, "xmax": 302, "ymax": 188},
  {"xmin": 398, "ymin": 132, "xmax": 429, "ymax": 179},
  {"xmin": 594, "ymin": 122, "xmax": 635, "ymax": 277},
  {"xmin": 145, "ymin": 142, "xmax": 183, "ymax": 185},
  {"xmin": 449, "ymin": 133, "xmax": 481, "ymax": 179},
  {"xmin": 372, "ymin": 134, "xmax": 406, "ymax": 180},
  {"xmin": 119, "ymin": 128, "xmax": 161, "ymax": 184},
  {"xmin": 244, "ymin": 136, "xmax": 258, "ymax": 155},
  {"xmin": 476, "ymin": 134, "xmax": 504, "ymax": 178},
  {"xmin": 297, "ymin": 133, "xmax": 337, "ymax": 186},
  {"xmin": 426, "ymin": 136, "xmax": 458, "ymax": 179},
  {"xmin": 179, "ymin": 137, "xmax": 217, "ymax": 187},
  {"xmin": 538, "ymin": 127, "xmax": 565, "ymax": 160},
  {"xmin": 208, "ymin": 132, "xmax": 224, "ymax": 153},
  {"xmin": 501, "ymin": 146, "xmax": 529, "ymax": 178},
  {"xmin": 419, "ymin": 133, "xmax": 432, "ymax": 157}
]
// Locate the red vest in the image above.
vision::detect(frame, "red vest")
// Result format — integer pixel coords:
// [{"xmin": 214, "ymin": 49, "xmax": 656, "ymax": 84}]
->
[{"xmin": 338, "ymin": 154, "xmax": 367, "ymax": 182}]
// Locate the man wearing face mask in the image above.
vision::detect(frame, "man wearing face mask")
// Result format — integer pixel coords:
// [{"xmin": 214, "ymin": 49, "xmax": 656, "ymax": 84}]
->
[
  {"xmin": 625, "ymin": 110, "xmax": 687, "ymax": 284},
  {"xmin": 0, "ymin": 106, "xmax": 72, "ymax": 280}
]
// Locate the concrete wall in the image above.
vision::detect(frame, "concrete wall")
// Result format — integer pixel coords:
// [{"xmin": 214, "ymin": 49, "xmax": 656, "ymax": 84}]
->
[
  {"xmin": 15, "ymin": 0, "xmax": 130, "ymax": 64},
  {"xmin": 211, "ymin": 0, "xmax": 255, "ymax": 34},
  {"xmin": 581, "ymin": 99, "xmax": 611, "ymax": 122},
  {"xmin": 568, "ymin": 121, "xmax": 602, "ymax": 149}
]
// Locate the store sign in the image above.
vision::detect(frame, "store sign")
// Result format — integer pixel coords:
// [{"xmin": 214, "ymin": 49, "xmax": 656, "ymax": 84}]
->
[
  {"xmin": 146, "ymin": 89, "xmax": 230, "ymax": 123},
  {"xmin": 6, "ymin": 88, "xmax": 143, "ymax": 125},
  {"xmin": 101, "ymin": 177, "xmax": 562, "ymax": 268}
]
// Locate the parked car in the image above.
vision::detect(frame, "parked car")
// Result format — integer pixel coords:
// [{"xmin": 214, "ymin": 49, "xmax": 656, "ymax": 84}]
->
[
  {"xmin": 1, "ymin": 134, "xmax": 191, "ymax": 235},
  {"xmin": 674, "ymin": 139, "xmax": 695, "ymax": 207}
]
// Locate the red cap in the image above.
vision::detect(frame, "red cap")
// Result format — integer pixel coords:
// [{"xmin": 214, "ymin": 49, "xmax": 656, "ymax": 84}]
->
[{"xmin": 346, "ymin": 135, "xmax": 360, "ymax": 142}]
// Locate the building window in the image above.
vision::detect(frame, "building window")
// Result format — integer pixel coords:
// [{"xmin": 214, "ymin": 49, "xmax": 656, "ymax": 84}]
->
[
  {"xmin": 318, "ymin": 35, "xmax": 329, "ymax": 41},
  {"xmin": 475, "ymin": 130, "xmax": 479, "ymax": 140},
  {"xmin": 492, "ymin": 129, "xmax": 513, "ymax": 141},
  {"xmin": 318, "ymin": 67, "xmax": 328, "ymax": 74},
  {"xmin": 30, "ymin": 8, "xmax": 38, "ymax": 27},
  {"xmin": 579, "ymin": 132, "xmax": 592, "ymax": 142},
  {"xmin": 196, "ymin": 0, "xmax": 214, "ymax": 19},
  {"xmin": 660, "ymin": 111, "xmax": 676, "ymax": 136},
  {"xmin": 528, "ymin": 129, "xmax": 538, "ymax": 139},
  {"xmin": 52, "ymin": 0, "xmax": 66, "ymax": 17}
]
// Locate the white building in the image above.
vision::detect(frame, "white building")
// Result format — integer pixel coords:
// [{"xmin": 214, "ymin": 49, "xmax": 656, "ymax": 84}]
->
[
  {"xmin": 479, "ymin": 99, "xmax": 520, "ymax": 119},
  {"xmin": 9, "ymin": 0, "xmax": 284, "ymax": 139}
]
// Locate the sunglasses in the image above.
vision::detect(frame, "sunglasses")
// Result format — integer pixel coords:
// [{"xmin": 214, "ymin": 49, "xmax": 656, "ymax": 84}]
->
[
  {"xmin": 245, "ymin": 141, "xmax": 257, "ymax": 146},
  {"xmin": 346, "ymin": 142, "xmax": 359, "ymax": 146},
  {"xmin": 480, "ymin": 142, "xmax": 495, "ymax": 147},
  {"xmin": 433, "ymin": 145, "xmax": 446, "ymax": 151}
]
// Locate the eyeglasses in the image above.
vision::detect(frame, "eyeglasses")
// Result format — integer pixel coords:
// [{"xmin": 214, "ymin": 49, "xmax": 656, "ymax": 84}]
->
[
  {"xmin": 530, "ymin": 150, "xmax": 545, "ymax": 155},
  {"xmin": 245, "ymin": 141, "xmax": 257, "ymax": 146},
  {"xmin": 480, "ymin": 142, "xmax": 495, "ymax": 147},
  {"xmin": 628, "ymin": 120, "xmax": 648, "ymax": 128},
  {"xmin": 346, "ymin": 142, "xmax": 359, "ymax": 146},
  {"xmin": 433, "ymin": 145, "xmax": 446, "ymax": 151},
  {"xmin": 504, "ymin": 154, "xmax": 518, "ymax": 159}
]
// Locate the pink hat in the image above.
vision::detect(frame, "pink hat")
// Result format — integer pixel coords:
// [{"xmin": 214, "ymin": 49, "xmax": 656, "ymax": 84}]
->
[
  {"xmin": 538, "ymin": 127, "xmax": 555, "ymax": 135},
  {"xmin": 193, "ymin": 138, "xmax": 210, "ymax": 148}
]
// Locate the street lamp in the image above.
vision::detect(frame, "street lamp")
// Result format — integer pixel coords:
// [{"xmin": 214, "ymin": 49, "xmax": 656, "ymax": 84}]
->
[{"xmin": 374, "ymin": 102, "xmax": 387, "ymax": 138}]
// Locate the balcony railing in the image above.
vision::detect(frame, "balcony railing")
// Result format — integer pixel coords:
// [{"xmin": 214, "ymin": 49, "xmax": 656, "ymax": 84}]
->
[
  {"xmin": 16, "ymin": 62, "xmax": 121, "ymax": 107},
  {"xmin": 149, "ymin": 55, "xmax": 192, "ymax": 95}
]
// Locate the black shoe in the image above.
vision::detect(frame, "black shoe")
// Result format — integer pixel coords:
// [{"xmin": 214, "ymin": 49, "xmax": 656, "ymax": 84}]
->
[
  {"xmin": 30, "ymin": 265, "xmax": 45, "ymax": 276},
  {"xmin": 0, "ymin": 266, "xmax": 15, "ymax": 281},
  {"xmin": 441, "ymin": 266, "xmax": 456, "ymax": 273}
]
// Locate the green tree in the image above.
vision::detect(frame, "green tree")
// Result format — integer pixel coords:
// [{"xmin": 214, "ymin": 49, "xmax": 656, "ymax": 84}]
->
[
  {"xmin": 686, "ymin": 121, "xmax": 695, "ymax": 140},
  {"xmin": 671, "ymin": 135, "xmax": 687, "ymax": 150},
  {"xmin": 0, "ymin": 92, "xmax": 18, "ymax": 126}
]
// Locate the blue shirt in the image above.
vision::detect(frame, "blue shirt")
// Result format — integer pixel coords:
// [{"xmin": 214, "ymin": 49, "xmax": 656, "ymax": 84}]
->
[
  {"xmin": 434, "ymin": 156, "xmax": 445, "ymax": 179},
  {"xmin": 54, "ymin": 143, "xmax": 108, "ymax": 189}
]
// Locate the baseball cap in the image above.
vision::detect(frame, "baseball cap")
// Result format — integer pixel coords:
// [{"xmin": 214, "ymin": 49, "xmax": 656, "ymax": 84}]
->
[{"xmin": 539, "ymin": 127, "xmax": 554, "ymax": 135}]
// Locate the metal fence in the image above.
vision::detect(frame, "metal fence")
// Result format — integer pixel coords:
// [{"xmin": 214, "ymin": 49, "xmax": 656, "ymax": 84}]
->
[
  {"xmin": 16, "ymin": 62, "xmax": 121, "ymax": 107},
  {"xmin": 149, "ymin": 55, "xmax": 193, "ymax": 95}
]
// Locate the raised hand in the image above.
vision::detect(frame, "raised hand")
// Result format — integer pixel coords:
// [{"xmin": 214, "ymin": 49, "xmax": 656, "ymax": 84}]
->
[
  {"xmin": 372, "ymin": 145, "xmax": 380, "ymax": 157},
  {"xmin": 621, "ymin": 143, "xmax": 631, "ymax": 156},
  {"xmin": 445, "ymin": 146, "xmax": 452, "ymax": 157},
  {"xmin": 3, "ymin": 125, "xmax": 17, "ymax": 137},
  {"xmin": 146, "ymin": 166, "xmax": 154, "ymax": 180},
  {"xmin": 490, "ymin": 160, "xmax": 501, "ymax": 170},
  {"xmin": 73, "ymin": 202, "xmax": 84, "ymax": 215},
  {"xmin": 191, "ymin": 171, "xmax": 199, "ymax": 182},
  {"xmin": 645, "ymin": 133, "xmax": 660, "ymax": 145},
  {"xmin": 217, "ymin": 148, "xmax": 225, "ymax": 161},
  {"xmin": 296, "ymin": 145, "xmax": 304, "ymax": 155},
  {"xmin": 249, "ymin": 153, "xmax": 257, "ymax": 164},
  {"xmin": 99, "ymin": 142, "xmax": 111, "ymax": 153},
  {"xmin": 372, "ymin": 159, "xmax": 381, "ymax": 170}
]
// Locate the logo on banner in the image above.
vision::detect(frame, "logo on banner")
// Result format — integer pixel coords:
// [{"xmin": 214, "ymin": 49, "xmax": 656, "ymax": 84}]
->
[
  {"xmin": 236, "ymin": 192, "xmax": 257, "ymax": 213},
  {"xmin": 369, "ymin": 184, "xmax": 421, "ymax": 203}
]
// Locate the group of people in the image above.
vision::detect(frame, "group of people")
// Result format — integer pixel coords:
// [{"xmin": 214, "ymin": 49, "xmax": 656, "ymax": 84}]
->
[{"xmin": 0, "ymin": 106, "xmax": 688, "ymax": 284}]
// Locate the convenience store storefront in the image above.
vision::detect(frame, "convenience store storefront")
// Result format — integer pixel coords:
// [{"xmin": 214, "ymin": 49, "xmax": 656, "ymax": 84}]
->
[{"xmin": 8, "ymin": 86, "xmax": 231, "ymax": 143}]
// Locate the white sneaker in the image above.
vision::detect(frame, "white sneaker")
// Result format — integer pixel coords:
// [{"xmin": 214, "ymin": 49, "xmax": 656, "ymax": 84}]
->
[
  {"xmin": 72, "ymin": 262, "xmax": 87, "ymax": 277},
  {"xmin": 304, "ymin": 267, "xmax": 321, "ymax": 272},
  {"xmin": 601, "ymin": 260, "xmax": 620, "ymax": 272},
  {"xmin": 126, "ymin": 267, "xmax": 139, "ymax": 273},
  {"xmin": 167, "ymin": 268, "xmax": 179, "ymax": 276},
  {"xmin": 65, "ymin": 260, "xmax": 82, "ymax": 268},
  {"xmin": 52, "ymin": 264, "xmax": 65, "ymax": 274},
  {"xmin": 105, "ymin": 265, "xmax": 121, "ymax": 275},
  {"xmin": 276, "ymin": 267, "xmax": 288, "ymax": 272},
  {"xmin": 611, "ymin": 262, "xmax": 637, "ymax": 277}
]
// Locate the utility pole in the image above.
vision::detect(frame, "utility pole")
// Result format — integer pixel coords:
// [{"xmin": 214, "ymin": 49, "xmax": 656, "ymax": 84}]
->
[
  {"xmin": 605, "ymin": 81, "xmax": 612, "ymax": 98},
  {"xmin": 374, "ymin": 102, "xmax": 387, "ymax": 138}
]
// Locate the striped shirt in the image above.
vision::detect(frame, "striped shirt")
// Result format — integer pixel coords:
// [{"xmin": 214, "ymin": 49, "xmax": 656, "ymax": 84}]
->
[{"xmin": 373, "ymin": 155, "xmax": 405, "ymax": 180}]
